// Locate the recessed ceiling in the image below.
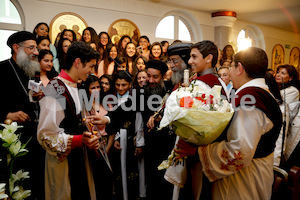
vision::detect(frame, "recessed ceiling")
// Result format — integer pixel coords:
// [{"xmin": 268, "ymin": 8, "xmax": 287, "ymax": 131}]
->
[{"xmin": 149, "ymin": 0, "xmax": 300, "ymax": 33}]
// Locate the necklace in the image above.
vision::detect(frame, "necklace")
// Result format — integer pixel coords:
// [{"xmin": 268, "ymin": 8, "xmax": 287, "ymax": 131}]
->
[{"xmin": 9, "ymin": 59, "xmax": 28, "ymax": 96}]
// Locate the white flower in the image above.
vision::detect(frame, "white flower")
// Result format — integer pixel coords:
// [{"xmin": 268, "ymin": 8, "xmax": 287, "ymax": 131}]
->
[
  {"xmin": 11, "ymin": 186, "xmax": 31, "ymax": 200},
  {"xmin": 12, "ymin": 170, "xmax": 30, "ymax": 182},
  {"xmin": 0, "ymin": 183, "xmax": 8, "ymax": 199},
  {"xmin": 9, "ymin": 179, "xmax": 19, "ymax": 195},
  {"xmin": 0, "ymin": 129, "xmax": 18, "ymax": 144},
  {"xmin": 9, "ymin": 141, "xmax": 28, "ymax": 157},
  {"xmin": 0, "ymin": 122, "xmax": 23, "ymax": 134}
]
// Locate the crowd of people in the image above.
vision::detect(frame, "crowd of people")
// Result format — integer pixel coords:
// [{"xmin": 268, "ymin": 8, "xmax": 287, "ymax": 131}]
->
[{"xmin": 0, "ymin": 21, "xmax": 299, "ymax": 200}]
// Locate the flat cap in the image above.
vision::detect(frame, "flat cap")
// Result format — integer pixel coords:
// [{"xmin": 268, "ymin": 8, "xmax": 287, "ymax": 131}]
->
[
  {"xmin": 7, "ymin": 31, "xmax": 36, "ymax": 48},
  {"xmin": 146, "ymin": 59, "xmax": 168, "ymax": 75}
]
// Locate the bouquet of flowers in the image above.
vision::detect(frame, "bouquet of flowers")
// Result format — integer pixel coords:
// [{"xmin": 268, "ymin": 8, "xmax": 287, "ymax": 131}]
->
[{"xmin": 158, "ymin": 84, "xmax": 234, "ymax": 187}]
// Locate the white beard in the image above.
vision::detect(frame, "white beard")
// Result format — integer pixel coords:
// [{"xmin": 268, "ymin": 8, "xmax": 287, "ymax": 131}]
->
[
  {"xmin": 171, "ymin": 62, "xmax": 187, "ymax": 85},
  {"xmin": 16, "ymin": 49, "xmax": 40, "ymax": 78}
]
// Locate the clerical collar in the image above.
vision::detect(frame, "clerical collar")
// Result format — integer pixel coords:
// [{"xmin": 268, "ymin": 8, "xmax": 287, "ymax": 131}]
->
[
  {"xmin": 117, "ymin": 91, "xmax": 129, "ymax": 99},
  {"xmin": 59, "ymin": 69, "xmax": 76, "ymax": 83},
  {"xmin": 198, "ymin": 68, "xmax": 216, "ymax": 76}
]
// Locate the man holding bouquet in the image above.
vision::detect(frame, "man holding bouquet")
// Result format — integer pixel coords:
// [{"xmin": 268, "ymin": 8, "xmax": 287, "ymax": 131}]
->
[{"xmin": 176, "ymin": 47, "xmax": 282, "ymax": 199}]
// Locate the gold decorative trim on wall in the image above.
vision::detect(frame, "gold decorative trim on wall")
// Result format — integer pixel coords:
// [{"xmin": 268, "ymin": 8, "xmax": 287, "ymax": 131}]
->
[
  {"xmin": 49, "ymin": 12, "xmax": 88, "ymax": 44},
  {"xmin": 108, "ymin": 19, "xmax": 140, "ymax": 45},
  {"xmin": 272, "ymin": 44, "xmax": 285, "ymax": 72},
  {"xmin": 289, "ymin": 47, "xmax": 300, "ymax": 75}
]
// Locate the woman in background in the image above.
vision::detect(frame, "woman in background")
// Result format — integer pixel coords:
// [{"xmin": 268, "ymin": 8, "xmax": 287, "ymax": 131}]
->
[
  {"xmin": 99, "ymin": 32, "xmax": 112, "ymax": 60},
  {"xmin": 161, "ymin": 40, "xmax": 169, "ymax": 61},
  {"xmin": 82, "ymin": 27, "xmax": 99, "ymax": 51},
  {"xmin": 138, "ymin": 36, "xmax": 151, "ymax": 60},
  {"xmin": 117, "ymin": 35, "xmax": 131, "ymax": 57},
  {"xmin": 55, "ymin": 29, "xmax": 77, "ymax": 46},
  {"xmin": 276, "ymin": 64, "xmax": 300, "ymax": 104},
  {"xmin": 123, "ymin": 42, "xmax": 137, "ymax": 74},
  {"xmin": 220, "ymin": 44, "xmax": 234, "ymax": 64},
  {"xmin": 37, "ymin": 36, "xmax": 51, "ymax": 51},
  {"xmin": 98, "ymin": 43, "xmax": 119, "ymax": 77},
  {"xmin": 56, "ymin": 38, "xmax": 72, "ymax": 71},
  {"xmin": 132, "ymin": 55, "xmax": 148, "ymax": 77},
  {"xmin": 38, "ymin": 50, "xmax": 58, "ymax": 87},
  {"xmin": 149, "ymin": 42, "xmax": 163, "ymax": 60},
  {"xmin": 274, "ymin": 64, "xmax": 300, "ymax": 167}
]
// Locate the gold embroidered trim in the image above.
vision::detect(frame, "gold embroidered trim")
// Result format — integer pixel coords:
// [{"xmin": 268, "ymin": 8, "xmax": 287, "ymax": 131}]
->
[{"xmin": 57, "ymin": 135, "xmax": 74, "ymax": 162}]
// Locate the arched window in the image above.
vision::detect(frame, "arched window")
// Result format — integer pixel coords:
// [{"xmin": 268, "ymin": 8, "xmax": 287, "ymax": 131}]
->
[
  {"xmin": 0, "ymin": 0, "xmax": 24, "ymax": 61},
  {"xmin": 155, "ymin": 14, "xmax": 195, "ymax": 42},
  {"xmin": 237, "ymin": 25, "xmax": 265, "ymax": 52}
]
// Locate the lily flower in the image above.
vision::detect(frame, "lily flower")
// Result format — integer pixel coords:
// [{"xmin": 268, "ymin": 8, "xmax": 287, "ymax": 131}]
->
[
  {"xmin": 0, "ymin": 183, "xmax": 8, "ymax": 199},
  {"xmin": 12, "ymin": 170, "xmax": 30, "ymax": 182},
  {"xmin": 0, "ymin": 129, "xmax": 18, "ymax": 144},
  {"xmin": 9, "ymin": 141, "xmax": 28, "ymax": 157},
  {"xmin": 11, "ymin": 186, "xmax": 31, "ymax": 200},
  {"xmin": 0, "ymin": 122, "xmax": 23, "ymax": 134},
  {"xmin": 9, "ymin": 179, "xmax": 19, "ymax": 195}
]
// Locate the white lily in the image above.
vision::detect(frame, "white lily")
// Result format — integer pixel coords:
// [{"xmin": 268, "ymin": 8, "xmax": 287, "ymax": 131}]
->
[
  {"xmin": 9, "ymin": 179, "xmax": 19, "ymax": 195},
  {"xmin": 12, "ymin": 170, "xmax": 30, "ymax": 182},
  {"xmin": 9, "ymin": 141, "xmax": 28, "ymax": 157},
  {"xmin": 0, "ymin": 128, "xmax": 18, "ymax": 144},
  {"xmin": 0, "ymin": 122, "xmax": 23, "ymax": 134},
  {"xmin": 0, "ymin": 183, "xmax": 8, "ymax": 199},
  {"xmin": 11, "ymin": 186, "xmax": 31, "ymax": 200}
]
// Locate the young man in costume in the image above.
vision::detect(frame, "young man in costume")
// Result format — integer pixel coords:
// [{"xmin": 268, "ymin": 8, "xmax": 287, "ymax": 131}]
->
[
  {"xmin": 37, "ymin": 41, "xmax": 100, "ymax": 200},
  {"xmin": 176, "ymin": 47, "xmax": 282, "ymax": 199}
]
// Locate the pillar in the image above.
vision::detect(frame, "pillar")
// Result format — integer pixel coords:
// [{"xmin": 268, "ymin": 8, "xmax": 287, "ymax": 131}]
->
[{"xmin": 212, "ymin": 11, "xmax": 237, "ymax": 49}]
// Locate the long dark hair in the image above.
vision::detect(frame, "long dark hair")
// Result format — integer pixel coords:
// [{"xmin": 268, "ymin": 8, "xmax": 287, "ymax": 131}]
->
[
  {"xmin": 276, "ymin": 64, "xmax": 300, "ymax": 91},
  {"xmin": 265, "ymin": 72, "xmax": 283, "ymax": 104},
  {"xmin": 149, "ymin": 42, "xmax": 163, "ymax": 60},
  {"xmin": 117, "ymin": 35, "xmax": 131, "ymax": 57},
  {"xmin": 33, "ymin": 22, "xmax": 49, "ymax": 39},
  {"xmin": 138, "ymin": 35, "xmax": 150, "ymax": 50},
  {"xmin": 100, "ymin": 74, "xmax": 115, "ymax": 95},
  {"xmin": 103, "ymin": 43, "xmax": 118, "ymax": 73},
  {"xmin": 38, "ymin": 49, "xmax": 58, "ymax": 80},
  {"xmin": 98, "ymin": 32, "xmax": 111, "ymax": 48},
  {"xmin": 221, "ymin": 44, "xmax": 234, "ymax": 64},
  {"xmin": 82, "ymin": 27, "xmax": 99, "ymax": 50},
  {"xmin": 57, "ymin": 38, "xmax": 71, "ymax": 71},
  {"xmin": 60, "ymin": 29, "xmax": 77, "ymax": 42}
]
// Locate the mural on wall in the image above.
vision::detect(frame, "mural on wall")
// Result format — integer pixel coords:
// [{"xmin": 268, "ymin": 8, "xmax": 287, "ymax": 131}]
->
[
  {"xmin": 289, "ymin": 47, "xmax": 300, "ymax": 74},
  {"xmin": 108, "ymin": 19, "xmax": 140, "ymax": 45},
  {"xmin": 272, "ymin": 44, "xmax": 285, "ymax": 71},
  {"xmin": 49, "ymin": 12, "xmax": 88, "ymax": 45}
]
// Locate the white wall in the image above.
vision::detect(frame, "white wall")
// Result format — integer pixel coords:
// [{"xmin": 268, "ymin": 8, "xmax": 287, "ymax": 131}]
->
[{"xmin": 18, "ymin": 0, "xmax": 300, "ymax": 69}]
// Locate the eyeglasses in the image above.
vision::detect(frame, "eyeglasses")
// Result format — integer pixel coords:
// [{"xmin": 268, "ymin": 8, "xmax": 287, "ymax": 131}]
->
[
  {"xmin": 100, "ymin": 82, "xmax": 110, "ymax": 85},
  {"xmin": 19, "ymin": 45, "xmax": 38, "ymax": 51},
  {"xmin": 167, "ymin": 58, "xmax": 182, "ymax": 65},
  {"xmin": 100, "ymin": 37, "xmax": 108, "ymax": 40}
]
